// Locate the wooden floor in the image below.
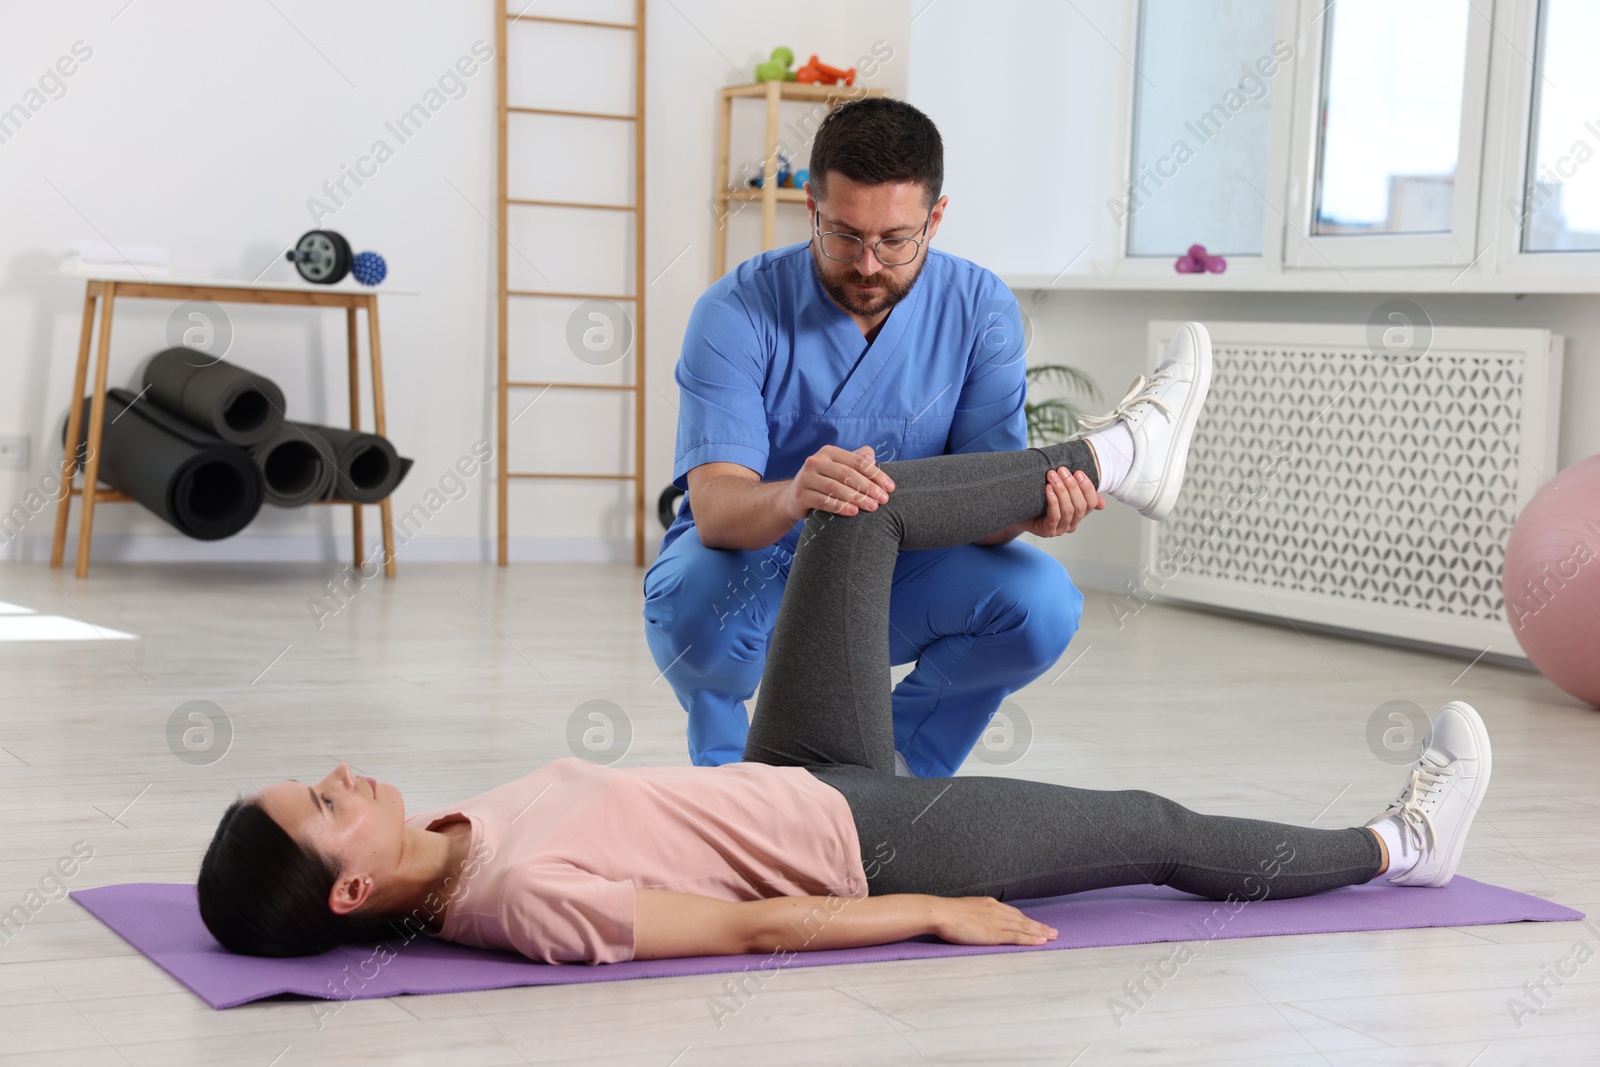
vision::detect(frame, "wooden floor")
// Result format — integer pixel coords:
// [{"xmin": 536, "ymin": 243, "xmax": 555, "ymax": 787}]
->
[{"xmin": 0, "ymin": 560, "xmax": 1595, "ymax": 1066}]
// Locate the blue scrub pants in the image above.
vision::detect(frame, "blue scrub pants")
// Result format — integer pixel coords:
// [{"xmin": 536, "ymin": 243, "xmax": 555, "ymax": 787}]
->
[{"xmin": 642, "ymin": 525, "xmax": 1083, "ymax": 776}]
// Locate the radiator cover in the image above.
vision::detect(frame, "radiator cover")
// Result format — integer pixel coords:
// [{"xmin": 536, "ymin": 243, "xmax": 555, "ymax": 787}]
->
[{"xmin": 1141, "ymin": 320, "xmax": 1564, "ymax": 657}]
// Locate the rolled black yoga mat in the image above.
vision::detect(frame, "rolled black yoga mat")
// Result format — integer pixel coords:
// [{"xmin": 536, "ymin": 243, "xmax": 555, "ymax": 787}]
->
[
  {"xmin": 69, "ymin": 388, "xmax": 264, "ymax": 540},
  {"xmin": 142, "ymin": 348, "xmax": 286, "ymax": 447},
  {"xmin": 288, "ymin": 422, "xmax": 413, "ymax": 504},
  {"xmin": 249, "ymin": 425, "xmax": 335, "ymax": 508}
]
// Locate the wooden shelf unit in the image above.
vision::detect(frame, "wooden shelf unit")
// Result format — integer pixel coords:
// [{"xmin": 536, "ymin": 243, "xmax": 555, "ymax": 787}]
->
[
  {"xmin": 711, "ymin": 80, "xmax": 887, "ymax": 279},
  {"xmin": 49, "ymin": 278, "xmax": 399, "ymax": 578}
]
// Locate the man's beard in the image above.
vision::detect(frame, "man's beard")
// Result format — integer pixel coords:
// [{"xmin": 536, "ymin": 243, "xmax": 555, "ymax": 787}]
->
[{"xmin": 811, "ymin": 243, "xmax": 927, "ymax": 318}]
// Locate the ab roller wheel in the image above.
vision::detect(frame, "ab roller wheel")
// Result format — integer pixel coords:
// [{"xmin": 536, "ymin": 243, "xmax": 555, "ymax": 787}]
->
[
  {"xmin": 286, "ymin": 230, "xmax": 350, "ymax": 284},
  {"xmin": 658, "ymin": 486, "xmax": 685, "ymax": 530},
  {"xmin": 286, "ymin": 230, "xmax": 387, "ymax": 286}
]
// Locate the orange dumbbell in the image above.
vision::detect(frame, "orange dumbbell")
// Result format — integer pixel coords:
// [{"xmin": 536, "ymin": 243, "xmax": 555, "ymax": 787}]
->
[{"xmin": 795, "ymin": 55, "xmax": 856, "ymax": 86}]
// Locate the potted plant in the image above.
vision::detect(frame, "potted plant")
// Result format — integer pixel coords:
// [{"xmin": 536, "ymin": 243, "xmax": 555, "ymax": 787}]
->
[{"xmin": 1025, "ymin": 363, "xmax": 1098, "ymax": 446}]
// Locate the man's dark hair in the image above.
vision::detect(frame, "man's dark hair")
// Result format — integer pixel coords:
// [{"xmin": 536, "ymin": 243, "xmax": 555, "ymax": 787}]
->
[{"xmin": 809, "ymin": 97, "xmax": 943, "ymax": 208}]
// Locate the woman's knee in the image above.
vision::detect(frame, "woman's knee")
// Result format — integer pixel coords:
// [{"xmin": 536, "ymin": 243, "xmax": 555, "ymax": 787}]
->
[
  {"xmin": 796, "ymin": 497, "xmax": 900, "ymax": 554},
  {"xmin": 1118, "ymin": 789, "xmax": 1195, "ymax": 850}
]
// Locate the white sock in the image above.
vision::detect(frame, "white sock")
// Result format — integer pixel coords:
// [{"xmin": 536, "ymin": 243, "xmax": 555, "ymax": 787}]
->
[
  {"xmin": 893, "ymin": 750, "xmax": 914, "ymax": 777},
  {"xmin": 1085, "ymin": 423, "xmax": 1135, "ymax": 495},
  {"xmin": 1369, "ymin": 816, "xmax": 1419, "ymax": 881}
]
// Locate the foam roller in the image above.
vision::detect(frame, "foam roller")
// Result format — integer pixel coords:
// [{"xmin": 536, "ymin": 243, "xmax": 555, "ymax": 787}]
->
[
  {"xmin": 69, "ymin": 389, "xmax": 264, "ymax": 540},
  {"xmin": 143, "ymin": 348, "xmax": 285, "ymax": 447},
  {"xmin": 249, "ymin": 425, "xmax": 336, "ymax": 508},
  {"xmin": 287, "ymin": 422, "xmax": 412, "ymax": 504}
]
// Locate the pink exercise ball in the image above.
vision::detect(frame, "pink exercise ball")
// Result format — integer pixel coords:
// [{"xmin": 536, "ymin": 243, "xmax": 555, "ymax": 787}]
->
[{"xmin": 1502, "ymin": 453, "xmax": 1600, "ymax": 707}]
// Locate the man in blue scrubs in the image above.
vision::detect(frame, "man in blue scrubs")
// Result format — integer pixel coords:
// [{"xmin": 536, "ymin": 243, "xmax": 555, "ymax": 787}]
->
[{"xmin": 644, "ymin": 98, "xmax": 1103, "ymax": 776}]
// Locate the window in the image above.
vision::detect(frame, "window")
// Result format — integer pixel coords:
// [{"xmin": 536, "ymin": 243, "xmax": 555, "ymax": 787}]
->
[
  {"xmin": 1285, "ymin": 0, "xmax": 1493, "ymax": 268},
  {"xmin": 1521, "ymin": 0, "xmax": 1600, "ymax": 252},
  {"xmin": 1100, "ymin": 0, "xmax": 1590, "ymax": 281},
  {"xmin": 1123, "ymin": 0, "xmax": 1283, "ymax": 258},
  {"xmin": 1311, "ymin": 0, "xmax": 1471, "ymax": 236}
]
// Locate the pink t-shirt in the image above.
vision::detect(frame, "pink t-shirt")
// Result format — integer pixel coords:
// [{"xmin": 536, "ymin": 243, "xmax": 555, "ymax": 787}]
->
[{"xmin": 404, "ymin": 758, "xmax": 867, "ymax": 965}]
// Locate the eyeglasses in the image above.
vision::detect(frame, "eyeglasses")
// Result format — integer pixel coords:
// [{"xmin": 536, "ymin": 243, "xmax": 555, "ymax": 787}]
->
[{"xmin": 812, "ymin": 210, "xmax": 931, "ymax": 267}]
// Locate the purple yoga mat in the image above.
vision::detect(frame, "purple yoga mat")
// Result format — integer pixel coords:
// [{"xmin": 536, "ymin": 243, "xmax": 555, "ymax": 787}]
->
[{"xmin": 71, "ymin": 880, "xmax": 1583, "ymax": 1011}]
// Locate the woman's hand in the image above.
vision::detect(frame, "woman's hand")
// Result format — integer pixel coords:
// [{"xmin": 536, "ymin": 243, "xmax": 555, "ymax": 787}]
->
[{"xmin": 930, "ymin": 896, "xmax": 1058, "ymax": 946}]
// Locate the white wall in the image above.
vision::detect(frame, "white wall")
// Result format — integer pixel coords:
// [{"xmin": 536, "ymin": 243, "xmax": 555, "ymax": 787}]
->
[
  {"xmin": 8, "ymin": 0, "xmax": 1591, "ymax": 580},
  {"xmin": 0, "ymin": 0, "xmax": 910, "ymax": 565},
  {"xmin": 640, "ymin": 0, "xmax": 910, "ymax": 563},
  {"xmin": 911, "ymin": 0, "xmax": 1600, "ymax": 596},
  {"xmin": 908, "ymin": 0, "xmax": 1131, "ymax": 278},
  {"xmin": 1, "ymin": 1, "xmax": 498, "ymax": 562}
]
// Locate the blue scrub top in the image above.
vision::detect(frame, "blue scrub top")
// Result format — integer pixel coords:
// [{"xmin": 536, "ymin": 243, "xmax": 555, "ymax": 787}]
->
[{"xmin": 662, "ymin": 241, "xmax": 1028, "ymax": 557}]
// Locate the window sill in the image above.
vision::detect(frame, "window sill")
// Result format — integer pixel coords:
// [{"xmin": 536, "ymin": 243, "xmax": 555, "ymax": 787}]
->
[{"xmin": 1001, "ymin": 269, "xmax": 1600, "ymax": 296}]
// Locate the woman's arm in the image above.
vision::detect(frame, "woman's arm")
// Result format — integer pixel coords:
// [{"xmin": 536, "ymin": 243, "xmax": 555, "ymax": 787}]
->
[{"xmin": 633, "ymin": 889, "xmax": 1057, "ymax": 960}]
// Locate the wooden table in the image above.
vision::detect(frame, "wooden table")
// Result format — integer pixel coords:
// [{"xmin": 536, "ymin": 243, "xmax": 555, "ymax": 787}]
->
[{"xmin": 50, "ymin": 276, "xmax": 404, "ymax": 578}]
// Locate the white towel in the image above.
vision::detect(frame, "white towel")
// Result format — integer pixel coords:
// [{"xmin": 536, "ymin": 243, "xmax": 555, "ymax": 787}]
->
[{"xmin": 59, "ymin": 240, "xmax": 170, "ymax": 277}]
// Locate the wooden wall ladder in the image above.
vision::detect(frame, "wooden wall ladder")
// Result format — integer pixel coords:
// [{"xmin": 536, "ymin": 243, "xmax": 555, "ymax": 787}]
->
[{"xmin": 495, "ymin": 0, "xmax": 647, "ymax": 565}]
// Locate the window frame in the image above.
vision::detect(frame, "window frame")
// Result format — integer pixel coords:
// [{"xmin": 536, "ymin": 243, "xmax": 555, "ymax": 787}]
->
[
  {"xmin": 1487, "ymin": 0, "xmax": 1600, "ymax": 277},
  {"xmin": 1101, "ymin": 0, "xmax": 1600, "ymax": 284},
  {"xmin": 1280, "ymin": 0, "xmax": 1496, "ymax": 270},
  {"xmin": 1111, "ymin": 0, "xmax": 1297, "ymax": 277}
]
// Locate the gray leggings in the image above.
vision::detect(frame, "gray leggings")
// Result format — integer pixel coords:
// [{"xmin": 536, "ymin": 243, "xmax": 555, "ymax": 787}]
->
[{"xmin": 744, "ymin": 440, "xmax": 1382, "ymax": 902}]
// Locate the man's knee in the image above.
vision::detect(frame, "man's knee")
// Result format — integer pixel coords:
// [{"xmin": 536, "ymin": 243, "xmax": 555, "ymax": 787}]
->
[
  {"xmin": 648, "ymin": 536, "xmax": 780, "ymax": 615},
  {"xmin": 1010, "ymin": 556, "xmax": 1082, "ymax": 669},
  {"xmin": 645, "ymin": 595, "xmax": 771, "ymax": 694},
  {"xmin": 643, "ymin": 538, "xmax": 785, "ymax": 679}
]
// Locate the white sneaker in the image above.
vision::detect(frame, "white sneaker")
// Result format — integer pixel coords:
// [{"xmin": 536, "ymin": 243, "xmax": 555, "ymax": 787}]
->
[
  {"xmin": 1078, "ymin": 322, "xmax": 1212, "ymax": 521},
  {"xmin": 1367, "ymin": 701, "xmax": 1493, "ymax": 887}
]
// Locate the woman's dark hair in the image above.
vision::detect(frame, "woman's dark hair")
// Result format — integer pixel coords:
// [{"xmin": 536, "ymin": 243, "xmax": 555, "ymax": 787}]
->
[
  {"xmin": 198, "ymin": 799, "xmax": 396, "ymax": 957},
  {"xmin": 809, "ymin": 97, "xmax": 944, "ymax": 207}
]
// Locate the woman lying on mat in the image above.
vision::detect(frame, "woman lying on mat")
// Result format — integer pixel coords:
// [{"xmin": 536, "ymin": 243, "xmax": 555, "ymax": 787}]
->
[{"xmin": 198, "ymin": 325, "xmax": 1492, "ymax": 963}]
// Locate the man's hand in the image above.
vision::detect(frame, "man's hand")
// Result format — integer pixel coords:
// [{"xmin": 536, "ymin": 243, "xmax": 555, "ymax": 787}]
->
[
  {"xmin": 779, "ymin": 444, "xmax": 896, "ymax": 522},
  {"xmin": 978, "ymin": 465, "xmax": 1104, "ymax": 545},
  {"xmin": 930, "ymin": 896, "xmax": 1058, "ymax": 947}
]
